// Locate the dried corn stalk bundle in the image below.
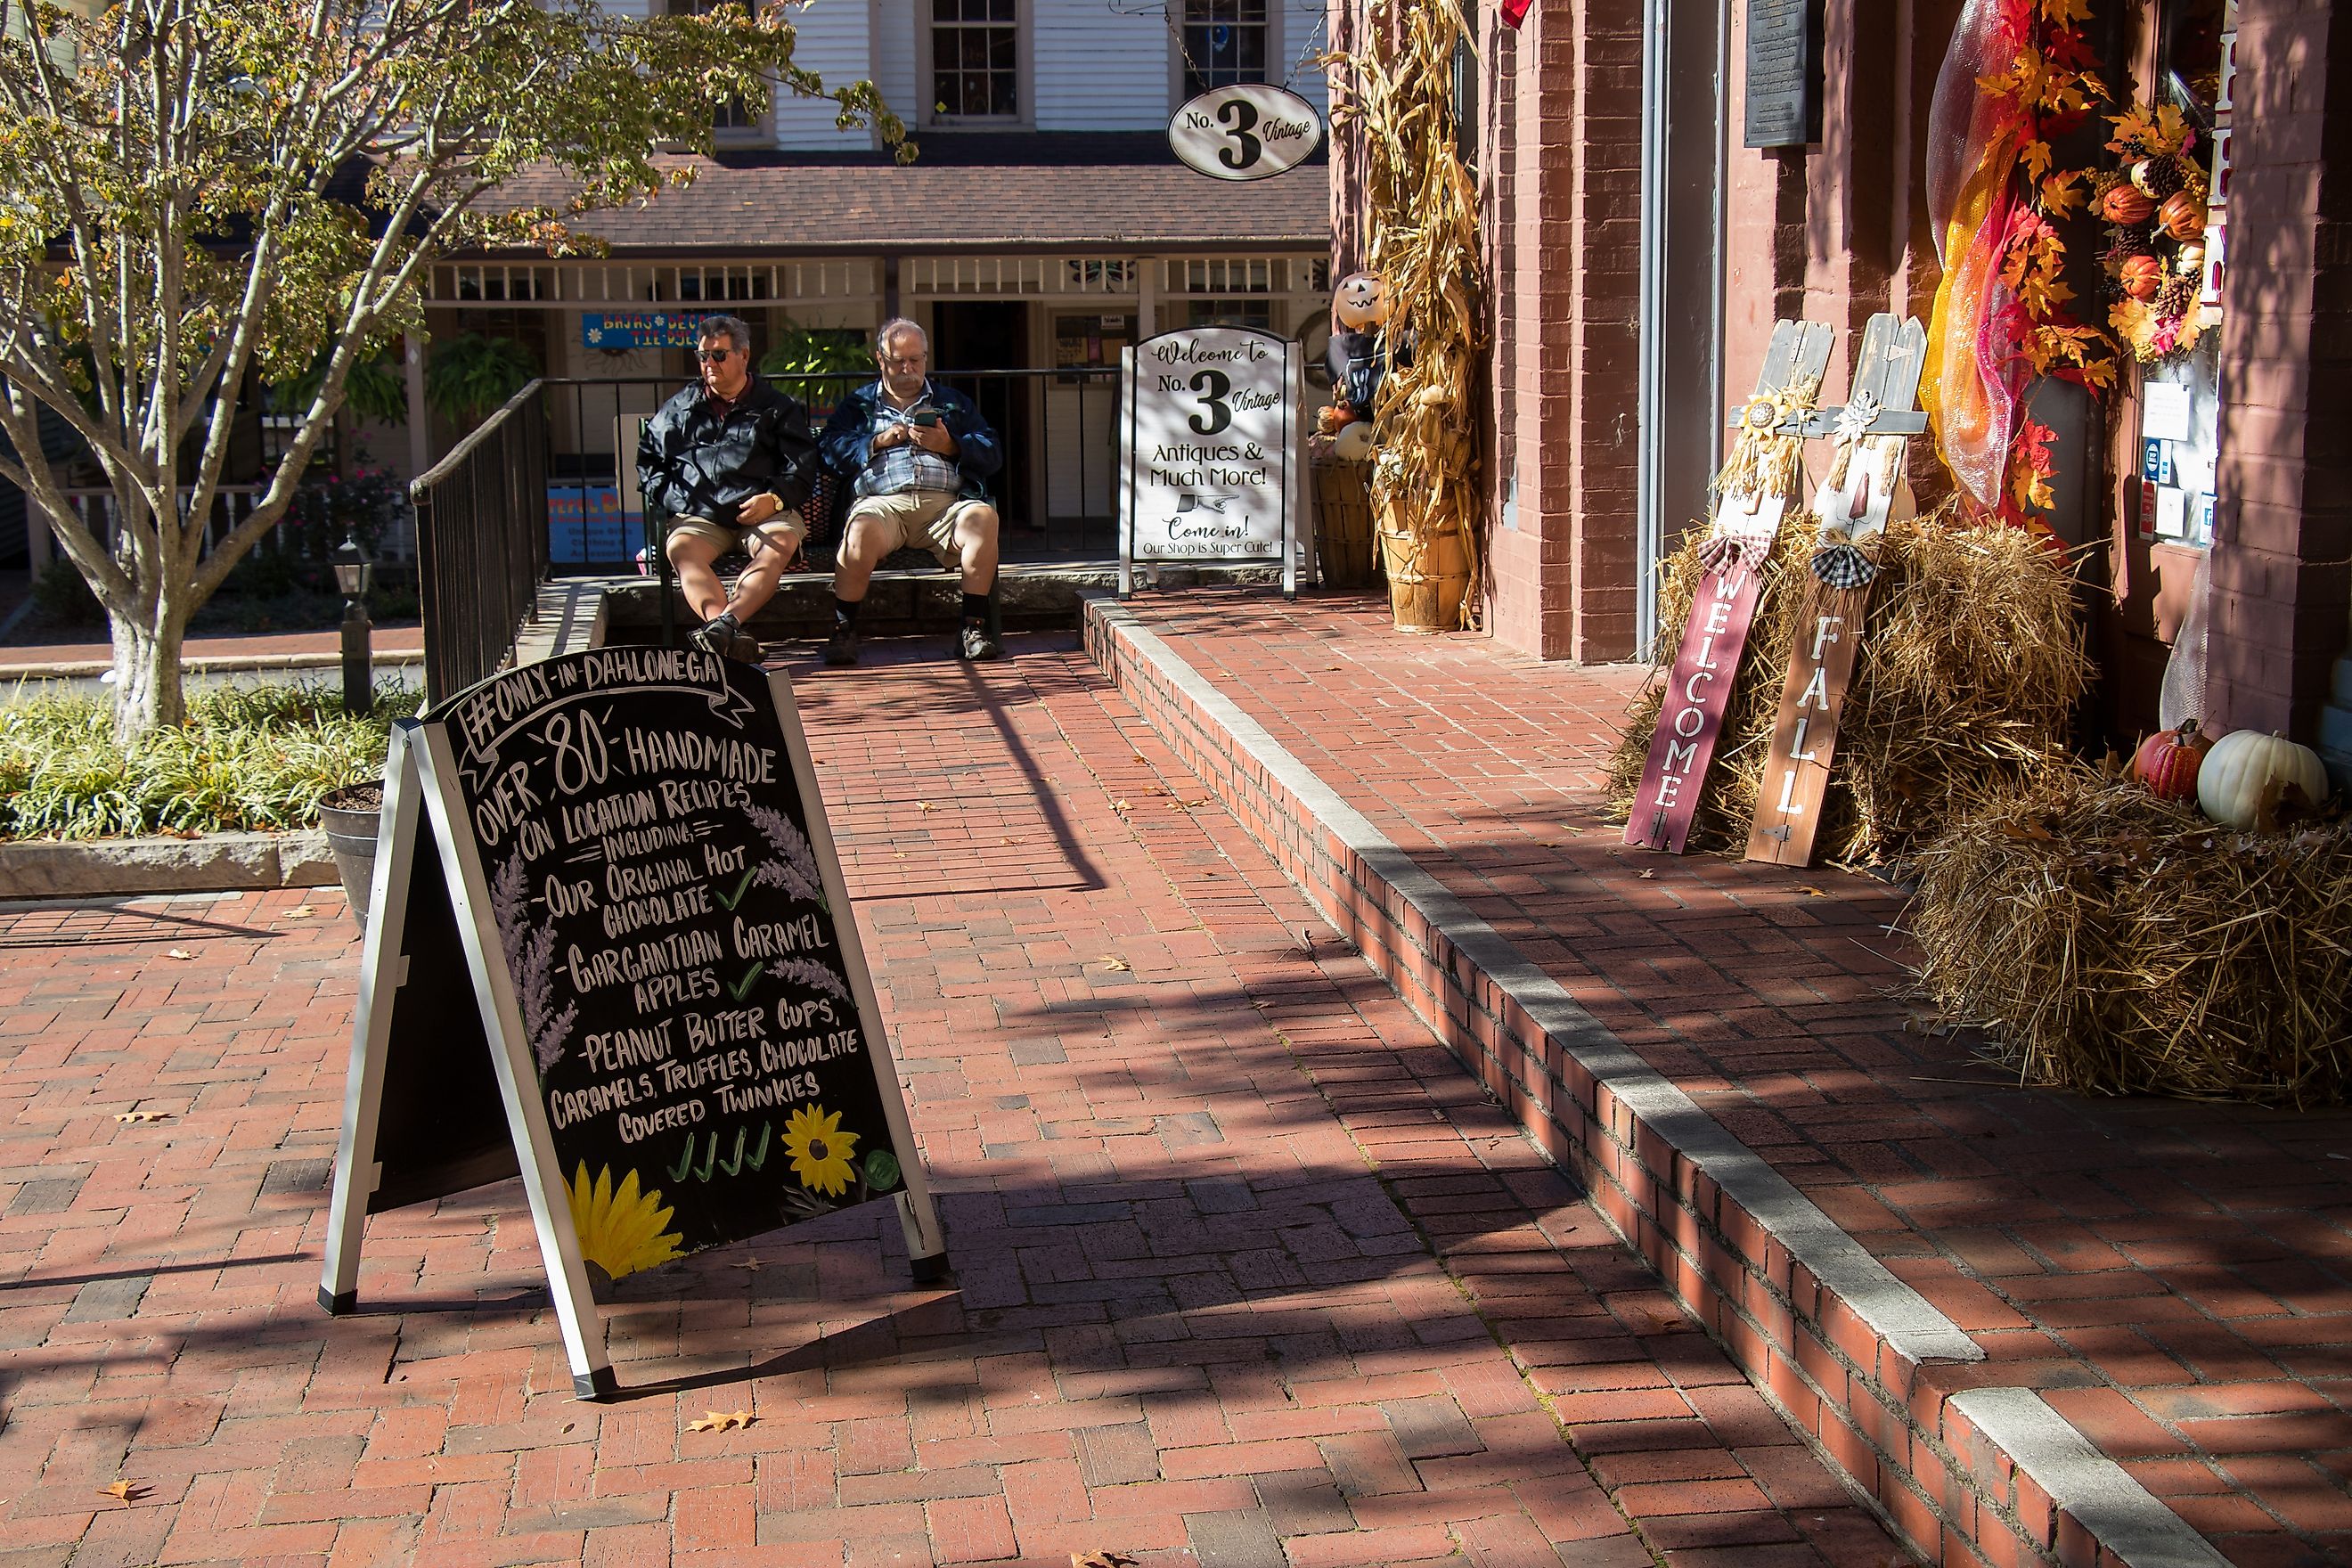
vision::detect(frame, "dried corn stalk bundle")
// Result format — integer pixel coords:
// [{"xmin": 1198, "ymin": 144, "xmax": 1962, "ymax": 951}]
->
[
  {"xmin": 1910, "ymin": 772, "xmax": 2352, "ymax": 1107},
  {"xmin": 1606, "ymin": 501, "xmax": 2088, "ymax": 867},
  {"xmin": 1345, "ymin": 0, "xmax": 1487, "ymax": 625}
]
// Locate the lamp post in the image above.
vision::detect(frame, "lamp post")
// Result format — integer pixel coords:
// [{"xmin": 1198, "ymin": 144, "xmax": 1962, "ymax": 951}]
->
[{"xmin": 332, "ymin": 532, "xmax": 374, "ymax": 718}]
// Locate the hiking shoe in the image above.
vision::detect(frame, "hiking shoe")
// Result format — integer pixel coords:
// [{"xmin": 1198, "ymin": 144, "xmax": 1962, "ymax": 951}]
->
[
  {"xmin": 822, "ymin": 626, "xmax": 861, "ymax": 667},
  {"xmin": 959, "ymin": 622, "xmax": 1003, "ymax": 662},
  {"xmin": 689, "ymin": 612, "xmax": 740, "ymax": 656}
]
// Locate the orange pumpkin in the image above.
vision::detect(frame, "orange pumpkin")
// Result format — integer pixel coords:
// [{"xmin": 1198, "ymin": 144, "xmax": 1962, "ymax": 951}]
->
[
  {"xmin": 2133, "ymin": 720, "xmax": 2214, "ymax": 802},
  {"xmin": 2119, "ymin": 255, "xmax": 2165, "ymax": 300},
  {"xmin": 2103, "ymin": 185, "xmax": 2156, "ymax": 225},
  {"xmin": 2160, "ymin": 191, "xmax": 2207, "ymax": 241}
]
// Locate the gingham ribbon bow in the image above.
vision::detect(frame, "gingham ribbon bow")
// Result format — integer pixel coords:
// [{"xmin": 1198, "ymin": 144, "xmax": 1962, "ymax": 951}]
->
[{"xmin": 1810, "ymin": 540, "xmax": 1881, "ymax": 590}]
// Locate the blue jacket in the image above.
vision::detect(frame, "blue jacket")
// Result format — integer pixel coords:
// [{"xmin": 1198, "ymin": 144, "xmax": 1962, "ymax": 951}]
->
[
  {"xmin": 817, "ymin": 380, "xmax": 1001, "ymax": 501},
  {"xmin": 635, "ymin": 374, "xmax": 816, "ymax": 528}
]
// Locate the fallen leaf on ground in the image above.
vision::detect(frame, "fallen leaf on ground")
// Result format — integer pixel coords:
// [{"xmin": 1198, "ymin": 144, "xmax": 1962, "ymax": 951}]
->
[
  {"xmin": 918, "ymin": 801, "xmax": 935, "ymax": 813},
  {"xmin": 1098, "ymin": 954, "xmax": 1131, "ymax": 973},
  {"xmin": 1799, "ymin": 886, "xmax": 1830, "ymax": 898},
  {"xmin": 283, "ymin": 905, "xmax": 316, "ymax": 919},
  {"xmin": 97, "ymin": 1480, "xmax": 147, "ymax": 1502},
  {"xmin": 115, "ymin": 1110, "xmax": 169, "ymax": 1123},
  {"xmin": 1073, "ymin": 1554, "xmax": 1139, "ymax": 1568},
  {"xmin": 687, "ymin": 1410, "xmax": 755, "ymax": 1433},
  {"xmin": 1637, "ymin": 870, "xmax": 1657, "ymax": 880},
  {"xmin": 163, "ymin": 949, "xmax": 194, "ymax": 960},
  {"xmin": 1111, "ymin": 798, "xmax": 1131, "ymax": 814}
]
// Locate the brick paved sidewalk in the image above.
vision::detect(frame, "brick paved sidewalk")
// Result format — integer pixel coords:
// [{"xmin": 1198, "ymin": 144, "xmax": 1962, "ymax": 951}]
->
[
  {"xmin": 0, "ymin": 624, "xmax": 424, "ymax": 674},
  {"xmin": 0, "ymin": 633, "xmax": 1901, "ymax": 1566},
  {"xmin": 1100, "ymin": 590, "xmax": 2352, "ymax": 1568}
]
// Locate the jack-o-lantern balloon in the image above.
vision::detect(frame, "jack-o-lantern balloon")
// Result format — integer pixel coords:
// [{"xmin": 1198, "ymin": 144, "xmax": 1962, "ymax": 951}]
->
[{"xmin": 1334, "ymin": 271, "xmax": 1392, "ymax": 331}]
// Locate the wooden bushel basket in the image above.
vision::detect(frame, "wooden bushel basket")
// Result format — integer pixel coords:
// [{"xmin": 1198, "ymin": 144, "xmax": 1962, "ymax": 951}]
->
[
  {"xmin": 1311, "ymin": 458, "xmax": 1381, "ymax": 589},
  {"xmin": 1380, "ymin": 525, "xmax": 1468, "ymax": 633}
]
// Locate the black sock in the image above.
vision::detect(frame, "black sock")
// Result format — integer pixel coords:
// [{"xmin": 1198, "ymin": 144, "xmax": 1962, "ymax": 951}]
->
[
  {"xmin": 833, "ymin": 598, "xmax": 862, "ymax": 631},
  {"xmin": 960, "ymin": 592, "xmax": 990, "ymax": 625},
  {"xmin": 705, "ymin": 609, "xmax": 739, "ymax": 632}
]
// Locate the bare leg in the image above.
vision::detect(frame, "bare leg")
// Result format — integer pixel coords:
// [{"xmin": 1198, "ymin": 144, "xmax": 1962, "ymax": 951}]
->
[
  {"xmin": 953, "ymin": 502, "xmax": 1000, "ymax": 597},
  {"xmin": 831, "ymin": 510, "xmax": 894, "ymax": 604},
  {"xmin": 666, "ymin": 532, "xmax": 728, "ymax": 621},
  {"xmin": 726, "ymin": 526, "xmax": 803, "ymax": 623}
]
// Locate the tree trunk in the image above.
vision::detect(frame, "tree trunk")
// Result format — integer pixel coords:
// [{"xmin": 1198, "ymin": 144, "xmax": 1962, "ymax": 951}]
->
[{"xmin": 110, "ymin": 599, "xmax": 189, "ymax": 743}]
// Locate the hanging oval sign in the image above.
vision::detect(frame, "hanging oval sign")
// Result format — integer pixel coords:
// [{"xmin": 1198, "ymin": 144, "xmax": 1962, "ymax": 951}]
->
[{"xmin": 1167, "ymin": 85, "xmax": 1323, "ymax": 182}]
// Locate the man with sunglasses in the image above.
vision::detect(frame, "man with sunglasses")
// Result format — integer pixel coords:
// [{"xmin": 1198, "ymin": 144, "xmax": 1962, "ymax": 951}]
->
[
  {"xmin": 637, "ymin": 314, "xmax": 819, "ymax": 660},
  {"xmin": 816, "ymin": 318, "xmax": 1003, "ymax": 666}
]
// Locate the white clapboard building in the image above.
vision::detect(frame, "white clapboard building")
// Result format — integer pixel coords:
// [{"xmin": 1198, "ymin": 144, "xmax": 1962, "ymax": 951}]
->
[{"xmin": 418, "ymin": 0, "xmax": 1335, "ymax": 544}]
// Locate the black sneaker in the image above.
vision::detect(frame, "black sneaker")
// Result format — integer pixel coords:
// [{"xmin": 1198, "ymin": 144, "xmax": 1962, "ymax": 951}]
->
[
  {"xmin": 959, "ymin": 622, "xmax": 1003, "ymax": 662},
  {"xmin": 689, "ymin": 612, "xmax": 740, "ymax": 656},
  {"xmin": 724, "ymin": 628, "xmax": 764, "ymax": 664},
  {"xmin": 822, "ymin": 626, "xmax": 861, "ymax": 667}
]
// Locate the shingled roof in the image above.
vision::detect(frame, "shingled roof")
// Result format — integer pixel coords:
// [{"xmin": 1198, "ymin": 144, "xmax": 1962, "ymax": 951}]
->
[{"xmin": 474, "ymin": 135, "xmax": 1330, "ymax": 257}]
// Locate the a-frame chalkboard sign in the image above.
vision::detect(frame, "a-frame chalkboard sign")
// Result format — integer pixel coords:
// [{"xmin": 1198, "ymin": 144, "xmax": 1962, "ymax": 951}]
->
[{"xmin": 319, "ymin": 648, "xmax": 946, "ymax": 1399}]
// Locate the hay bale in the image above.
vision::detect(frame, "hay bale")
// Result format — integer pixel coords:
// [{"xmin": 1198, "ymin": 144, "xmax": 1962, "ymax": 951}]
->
[
  {"xmin": 1606, "ymin": 504, "xmax": 2090, "ymax": 867},
  {"xmin": 1910, "ymin": 772, "xmax": 2352, "ymax": 1107}
]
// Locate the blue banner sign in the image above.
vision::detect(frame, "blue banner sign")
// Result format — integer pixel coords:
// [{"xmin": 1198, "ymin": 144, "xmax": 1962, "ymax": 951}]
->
[{"xmin": 582, "ymin": 312, "xmax": 718, "ymax": 350}]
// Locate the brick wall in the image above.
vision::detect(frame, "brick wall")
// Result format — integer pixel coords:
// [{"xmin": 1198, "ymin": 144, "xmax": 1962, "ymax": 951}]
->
[
  {"xmin": 2209, "ymin": 0, "xmax": 2352, "ymax": 739},
  {"xmin": 1481, "ymin": 0, "xmax": 1645, "ymax": 662}
]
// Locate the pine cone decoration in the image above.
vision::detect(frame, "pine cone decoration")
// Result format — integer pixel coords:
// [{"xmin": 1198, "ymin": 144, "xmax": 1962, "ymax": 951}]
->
[
  {"xmin": 2134, "ymin": 156, "xmax": 2187, "ymax": 201},
  {"xmin": 2156, "ymin": 275, "xmax": 2200, "ymax": 318}
]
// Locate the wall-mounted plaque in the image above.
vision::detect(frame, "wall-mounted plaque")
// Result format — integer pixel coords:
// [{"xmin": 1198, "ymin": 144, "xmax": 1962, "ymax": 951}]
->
[{"xmin": 1744, "ymin": 0, "xmax": 1824, "ymax": 149}]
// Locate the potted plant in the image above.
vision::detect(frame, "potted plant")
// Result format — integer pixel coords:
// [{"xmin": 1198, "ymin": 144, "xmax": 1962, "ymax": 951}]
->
[{"xmin": 317, "ymin": 780, "xmax": 385, "ymax": 932}]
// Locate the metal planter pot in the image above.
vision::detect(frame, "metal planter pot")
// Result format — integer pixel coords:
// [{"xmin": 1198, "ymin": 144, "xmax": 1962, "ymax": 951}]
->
[{"xmin": 317, "ymin": 782, "xmax": 385, "ymax": 934}]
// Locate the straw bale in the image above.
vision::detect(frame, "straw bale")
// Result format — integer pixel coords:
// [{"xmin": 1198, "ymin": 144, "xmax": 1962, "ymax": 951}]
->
[
  {"xmin": 1909, "ymin": 771, "xmax": 2352, "ymax": 1107},
  {"xmin": 1606, "ymin": 503, "xmax": 2089, "ymax": 868}
]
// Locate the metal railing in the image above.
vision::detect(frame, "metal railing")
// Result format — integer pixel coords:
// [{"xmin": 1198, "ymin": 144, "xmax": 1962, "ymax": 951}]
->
[{"xmin": 411, "ymin": 380, "xmax": 549, "ymax": 706}]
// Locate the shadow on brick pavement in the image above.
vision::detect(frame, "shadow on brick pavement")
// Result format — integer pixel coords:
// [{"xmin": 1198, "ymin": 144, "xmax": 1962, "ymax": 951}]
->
[{"xmin": 0, "ymin": 634, "xmax": 1904, "ymax": 1567}]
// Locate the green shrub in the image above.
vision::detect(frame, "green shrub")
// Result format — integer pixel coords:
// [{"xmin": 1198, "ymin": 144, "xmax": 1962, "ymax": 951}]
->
[{"xmin": 0, "ymin": 680, "xmax": 425, "ymax": 839}]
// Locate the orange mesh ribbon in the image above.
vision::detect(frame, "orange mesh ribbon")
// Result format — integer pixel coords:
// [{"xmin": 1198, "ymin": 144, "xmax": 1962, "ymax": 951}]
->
[{"xmin": 1922, "ymin": 0, "xmax": 2034, "ymax": 512}]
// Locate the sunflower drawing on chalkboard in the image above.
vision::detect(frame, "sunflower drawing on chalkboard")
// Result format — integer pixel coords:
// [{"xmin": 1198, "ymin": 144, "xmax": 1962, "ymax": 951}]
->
[
  {"xmin": 781, "ymin": 1104, "xmax": 860, "ymax": 1196},
  {"xmin": 566, "ymin": 1162, "xmax": 683, "ymax": 1283}
]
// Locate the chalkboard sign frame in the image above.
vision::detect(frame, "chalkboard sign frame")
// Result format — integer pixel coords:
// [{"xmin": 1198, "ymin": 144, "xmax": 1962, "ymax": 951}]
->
[
  {"xmin": 319, "ymin": 665, "xmax": 946, "ymax": 1401},
  {"xmin": 1117, "ymin": 327, "xmax": 1309, "ymax": 601},
  {"xmin": 1743, "ymin": 0, "xmax": 1825, "ymax": 150}
]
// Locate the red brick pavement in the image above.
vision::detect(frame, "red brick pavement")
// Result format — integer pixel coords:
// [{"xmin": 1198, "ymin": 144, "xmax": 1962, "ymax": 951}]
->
[
  {"xmin": 1099, "ymin": 589, "xmax": 2352, "ymax": 1568},
  {"xmin": 0, "ymin": 634, "xmax": 1902, "ymax": 1566}
]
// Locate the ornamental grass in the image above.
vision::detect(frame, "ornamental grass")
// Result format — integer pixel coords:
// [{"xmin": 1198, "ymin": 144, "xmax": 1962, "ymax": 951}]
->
[
  {"xmin": 0, "ymin": 681, "xmax": 421, "ymax": 839},
  {"xmin": 1908, "ymin": 770, "xmax": 2352, "ymax": 1107},
  {"xmin": 1605, "ymin": 504, "xmax": 2090, "ymax": 869}
]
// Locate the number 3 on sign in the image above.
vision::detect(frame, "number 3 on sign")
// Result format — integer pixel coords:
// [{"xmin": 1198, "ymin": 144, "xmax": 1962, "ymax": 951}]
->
[
  {"xmin": 1217, "ymin": 97, "xmax": 1261, "ymax": 171},
  {"xmin": 1189, "ymin": 371, "xmax": 1232, "ymax": 436}
]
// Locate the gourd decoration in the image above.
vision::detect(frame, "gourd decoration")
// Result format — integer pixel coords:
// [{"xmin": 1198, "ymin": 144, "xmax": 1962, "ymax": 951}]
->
[
  {"xmin": 2132, "ymin": 719, "xmax": 2212, "ymax": 801},
  {"xmin": 2197, "ymin": 730, "xmax": 2332, "ymax": 830},
  {"xmin": 2102, "ymin": 185, "xmax": 2156, "ymax": 225},
  {"xmin": 2160, "ymin": 191, "xmax": 2207, "ymax": 242},
  {"xmin": 2119, "ymin": 255, "xmax": 2165, "ymax": 301}
]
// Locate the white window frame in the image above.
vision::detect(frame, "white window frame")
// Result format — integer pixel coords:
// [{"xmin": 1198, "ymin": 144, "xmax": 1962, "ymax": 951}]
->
[
  {"xmin": 1168, "ymin": 0, "xmax": 1281, "ymax": 111},
  {"xmin": 918, "ymin": 0, "xmax": 1033, "ymax": 129}
]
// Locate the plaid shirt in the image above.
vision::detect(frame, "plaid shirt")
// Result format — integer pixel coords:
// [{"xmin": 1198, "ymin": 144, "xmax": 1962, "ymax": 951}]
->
[{"xmin": 853, "ymin": 396, "xmax": 964, "ymax": 499}]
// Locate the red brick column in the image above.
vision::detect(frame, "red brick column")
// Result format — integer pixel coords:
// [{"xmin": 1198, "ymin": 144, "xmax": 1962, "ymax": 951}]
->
[
  {"xmin": 1481, "ymin": 0, "xmax": 1645, "ymax": 662},
  {"xmin": 2208, "ymin": 0, "xmax": 2352, "ymax": 739}
]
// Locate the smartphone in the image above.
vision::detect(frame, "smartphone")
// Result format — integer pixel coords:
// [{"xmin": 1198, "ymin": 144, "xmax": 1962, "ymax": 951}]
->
[{"xmin": 911, "ymin": 411, "xmax": 940, "ymax": 427}]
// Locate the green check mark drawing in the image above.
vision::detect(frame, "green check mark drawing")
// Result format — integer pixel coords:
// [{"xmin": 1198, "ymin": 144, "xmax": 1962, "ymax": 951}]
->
[
  {"xmin": 727, "ymin": 960, "xmax": 765, "ymax": 1002},
  {"xmin": 715, "ymin": 865, "xmax": 758, "ymax": 911}
]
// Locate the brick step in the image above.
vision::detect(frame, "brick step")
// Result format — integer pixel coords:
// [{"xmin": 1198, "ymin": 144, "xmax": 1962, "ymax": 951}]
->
[{"xmin": 1083, "ymin": 594, "xmax": 2233, "ymax": 1568}]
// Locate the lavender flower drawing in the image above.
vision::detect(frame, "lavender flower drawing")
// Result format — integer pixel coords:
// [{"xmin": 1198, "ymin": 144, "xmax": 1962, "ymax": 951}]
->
[
  {"xmin": 766, "ymin": 954, "xmax": 852, "ymax": 1003},
  {"xmin": 743, "ymin": 801, "xmax": 827, "ymax": 908},
  {"xmin": 492, "ymin": 848, "xmax": 577, "ymax": 1074}
]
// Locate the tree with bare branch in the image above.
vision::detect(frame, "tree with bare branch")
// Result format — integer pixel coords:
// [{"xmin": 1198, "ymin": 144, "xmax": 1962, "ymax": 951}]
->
[{"xmin": 0, "ymin": 0, "xmax": 902, "ymax": 737}]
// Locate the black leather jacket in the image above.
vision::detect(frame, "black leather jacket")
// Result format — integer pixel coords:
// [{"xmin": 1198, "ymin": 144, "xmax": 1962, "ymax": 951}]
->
[{"xmin": 635, "ymin": 374, "xmax": 817, "ymax": 528}]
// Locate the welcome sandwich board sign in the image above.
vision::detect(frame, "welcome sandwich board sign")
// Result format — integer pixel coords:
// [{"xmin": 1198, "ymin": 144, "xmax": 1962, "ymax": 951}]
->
[{"xmin": 318, "ymin": 648, "xmax": 944, "ymax": 1398}]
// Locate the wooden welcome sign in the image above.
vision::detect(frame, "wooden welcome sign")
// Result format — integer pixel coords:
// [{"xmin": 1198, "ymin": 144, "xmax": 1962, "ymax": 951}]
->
[
  {"xmin": 318, "ymin": 649, "xmax": 945, "ymax": 1399},
  {"xmin": 1745, "ymin": 314, "xmax": 1928, "ymax": 866},
  {"xmin": 1626, "ymin": 319, "xmax": 1832, "ymax": 853}
]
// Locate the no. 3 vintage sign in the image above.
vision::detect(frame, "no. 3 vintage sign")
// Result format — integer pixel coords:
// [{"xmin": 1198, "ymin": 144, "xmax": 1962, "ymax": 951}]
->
[{"xmin": 1168, "ymin": 84, "xmax": 1323, "ymax": 182}]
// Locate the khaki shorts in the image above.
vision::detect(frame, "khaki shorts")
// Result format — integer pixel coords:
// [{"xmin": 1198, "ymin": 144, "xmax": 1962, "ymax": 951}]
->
[
  {"xmin": 666, "ymin": 512, "xmax": 806, "ymax": 559},
  {"xmin": 844, "ymin": 490, "xmax": 991, "ymax": 568}
]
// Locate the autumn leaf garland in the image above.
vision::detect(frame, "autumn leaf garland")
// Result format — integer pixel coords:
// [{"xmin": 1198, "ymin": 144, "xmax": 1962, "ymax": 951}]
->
[{"xmin": 1974, "ymin": 0, "xmax": 2121, "ymax": 523}]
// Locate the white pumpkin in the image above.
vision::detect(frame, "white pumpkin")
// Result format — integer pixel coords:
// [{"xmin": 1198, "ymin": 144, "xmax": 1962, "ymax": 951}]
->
[{"xmin": 2196, "ymin": 729, "xmax": 2332, "ymax": 829}]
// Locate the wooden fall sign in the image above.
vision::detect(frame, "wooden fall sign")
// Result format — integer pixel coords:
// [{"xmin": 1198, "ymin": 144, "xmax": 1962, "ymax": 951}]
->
[
  {"xmin": 318, "ymin": 649, "xmax": 948, "ymax": 1399},
  {"xmin": 1745, "ymin": 314, "xmax": 1929, "ymax": 867},
  {"xmin": 1626, "ymin": 318, "xmax": 1832, "ymax": 853}
]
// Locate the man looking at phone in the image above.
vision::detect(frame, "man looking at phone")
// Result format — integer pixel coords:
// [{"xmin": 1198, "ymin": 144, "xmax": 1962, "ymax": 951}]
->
[
  {"xmin": 639, "ymin": 314, "xmax": 818, "ymax": 660},
  {"xmin": 816, "ymin": 318, "xmax": 1003, "ymax": 666}
]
